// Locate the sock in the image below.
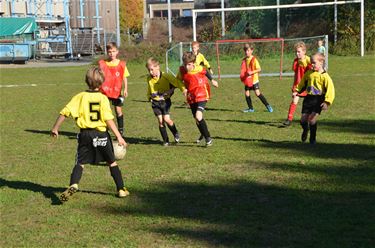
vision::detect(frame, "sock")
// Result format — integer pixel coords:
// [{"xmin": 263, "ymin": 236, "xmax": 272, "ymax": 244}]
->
[
  {"xmin": 309, "ymin": 123, "xmax": 317, "ymax": 142},
  {"xmin": 159, "ymin": 125, "xmax": 169, "ymax": 143},
  {"xmin": 258, "ymin": 94, "xmax": 269, "ymax": 106},
  {"xmin": 110, "ymin": 165, "xmax": 124, "ymax": 191},
  {"xmin": 117, "ymin": 115, "xmax": 124, "ymax": 136},
  {"xmin": 69, "ymin": 164, "xmax": 83, "ymax": 185},
  {"xmin": 167, "ymin": 123, "xmax": 178, "ymax": 136},
  {"xmin": 245, "ymin": 96, "xmax": 253, "ymax": 109},
  {"xmin": 301, "ymin": 121, "xmax": 309, "ymax": 132},
  {"xmin": 198, "ymin": 119, "xmax": 210, "ymax": 139},
  {"xmin": 287, "ymin": 103, "xmax": 297, "ymax": 121}
]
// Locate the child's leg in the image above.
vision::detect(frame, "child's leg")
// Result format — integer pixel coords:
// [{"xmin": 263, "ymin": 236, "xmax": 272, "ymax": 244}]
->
[
  {"xmin": 254, "ymin": 89, "xmax": 270, "ymax": 107},
  {"xmin": 195, "ymin": 105, "xmax": 211, "ymax": 143},
  {"xmin": 300, "ymin": 113, "xmax": 309, "ymax": 142},
  {"xmin": 244, "ymin": 89, "xmax": 253, "ymax": 110},
  {"xmin": 164, "ymin": 115, "xmax": 180, "ymax": 142},
  {"xmin": 115, "ymin": 106, "xmax": 124, "ymax": 136},
  {"xmin": 287, "ymin": 95, "xmax": 300, "ymax": 121},
  {"xmin": 157, "ymin": 115, "xmax": 169, "ymax": 144},
  {"xmin": 109, "ymin": 162, "xmax": 125, "ymax": 191},
  {"xmin": 70, "ymin": 163, "xmax": 84, "ymax": 186},
  {"xmin": 308, "ymin": 113, "xmax": 319, "ymax": 144}
]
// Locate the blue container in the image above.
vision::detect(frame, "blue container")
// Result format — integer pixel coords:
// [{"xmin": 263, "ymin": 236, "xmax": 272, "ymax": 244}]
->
[{"xmin": 0, "ymin": 43, "xmax": 31, "ymax": 63}]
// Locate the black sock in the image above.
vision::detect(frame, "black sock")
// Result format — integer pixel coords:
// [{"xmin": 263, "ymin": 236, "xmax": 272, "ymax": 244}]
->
[
  {"xmin": 198, "ymin": 119, "xmax": 210, "ymax": 139},
  {"xmin": 310, "ymin": 123, "xmax": 317, "ymax": 142},
  {"xmin": 110, "ymin": 166, "xmax": 124, "ymax": 191},
  {"xmin": 245, "ymin": 96, "xmax": 253, "ymax": 109},
  {"xmin": 301, "ymin": 121, "xmax": 309, "ymax": 132},
  {"xmin": 70, "ymin": 164, "xmax": 83, "ymax": 185},
  {"xmin": 159, "ymin": 125, "xmax": 169, "ymax": 143},
  {"xmin": 258, "ymin": 94, "xmax": 269, "ymax": 106},
  {"xmin": 117, "ymin": 115, "xmax": 124, "ymax": 136},
  {"xmin": 167, "ymin": 123, "xmax": 178, "ymax": 136}
]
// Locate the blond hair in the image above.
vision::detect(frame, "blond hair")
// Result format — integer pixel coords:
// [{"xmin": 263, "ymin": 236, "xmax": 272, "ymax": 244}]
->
[
  {"xmin": 191, "ymin": 41, "xmax": 200, "ymax": 47},
  {"xmin": 85, "ymin": 67, "xmax": 105, "ymax": 89},
  {"xmin": 312, "ymin": 52, "xmax": 325, "ymax": 63},
  {"xmin": 146, "ymin": 57, "xmax": 160, "ymax": 68},
  {"xmin": 182, "ymin": 51, "xmax": 196, "ymax": 65},
  {"xmin": 243, "ymin": 43, "xmax": 255, "ymax": 51},
  {"xmin": 294, "ymin": 41, "xmax": 306, "ymax": 51}
]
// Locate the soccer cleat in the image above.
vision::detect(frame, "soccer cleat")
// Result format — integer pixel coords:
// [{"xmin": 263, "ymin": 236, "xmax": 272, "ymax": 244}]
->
[
  {"xmin": 301, "ymin": 129, "xmax": 309, "ymax": 142},
  {"xmin": 206, "ymin": 138, "xmax": 213, "ymax": 147},
  {"xmin": 118, "ymin": 188, "xmax": 130, "ymax": 198},
  {"xmin": 243, "ymin": 108, "xmax": 255, "ymax": 113},
  {"xmin": 174, "ymin": 133, "xmax": 180, "ymax": 143},
  {"xmin": 60, "ymin": 184, "xmax": 78, "ymax": 202},
  {"xmin": 196, "ymin": 135, "xmax": 204, "ymax": 143},
  {"xmin": 266, "ymin": 105, "xmax": 274, "ymax": 113},
  {"xmin": 283, "ymin": 119, "xmax": 291, "ymax": 126},
  {"xmin": 163, "ymin": 142, "xmax": 170, "ymax": 147}
]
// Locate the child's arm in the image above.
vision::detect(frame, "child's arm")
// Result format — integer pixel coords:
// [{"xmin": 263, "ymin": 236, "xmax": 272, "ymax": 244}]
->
[
  {"xmin": 106, "ymin": 119, "xmax": 127, "ymax": 146},
  {"xmin": 123, "ymin": 77, "xmax": 128, "ymax": 97},
  {"xmin": 51, "ymin": 115, "xmax": 66, "ymax": 138}
]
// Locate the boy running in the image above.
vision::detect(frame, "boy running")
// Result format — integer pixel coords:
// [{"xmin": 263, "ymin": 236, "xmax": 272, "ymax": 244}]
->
[
  {"xmin": 240, "ymin": 43, "xmax": 273, "ymax": 113},
  {"xmin": 99, "ymin": 42, "xmax": 129, "ymax": 137},
  {"xmin": 295, "ymin": 53, "xmax": 335, "ymax": 144},
  {"xmin": 177, "ymin": 52, "xmax": 218, "ymax": 146},
  {"xmin": 283, "ymin": 41, "xmax": 312, "ymax": 126},
  {"xmin": 51, "ymin": 67, "xmax": 130, "ymax": 202},
  {"xmin": 146, "ymin": 58, "xmax": 187, "ymax": 146}
]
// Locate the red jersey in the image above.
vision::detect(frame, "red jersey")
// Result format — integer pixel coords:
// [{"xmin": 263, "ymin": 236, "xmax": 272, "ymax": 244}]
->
[
  {"xmin": 240, "ymin": 56, "xmax": 259, "ymax": 87},
  {"xmin": 99, "ymin": 59, "xmax": 126, "ymax": 98},
  {"xmin": 179, "ymin": 66, "xmax": 210, "ymax": 104},
  {"xmin": 292, "ymin": 56, "xmax": 312, "ymax": 94}
]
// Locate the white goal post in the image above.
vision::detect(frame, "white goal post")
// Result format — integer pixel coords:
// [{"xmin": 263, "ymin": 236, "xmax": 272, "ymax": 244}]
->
[{"xmin": 192, "ymin": 0, "xmax": 365, "ymax": 56}]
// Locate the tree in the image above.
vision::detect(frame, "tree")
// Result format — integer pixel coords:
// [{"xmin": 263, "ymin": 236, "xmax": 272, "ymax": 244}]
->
[{"xmin": 119, "ymin": 0, "xmax": 143, "ymax": 34}]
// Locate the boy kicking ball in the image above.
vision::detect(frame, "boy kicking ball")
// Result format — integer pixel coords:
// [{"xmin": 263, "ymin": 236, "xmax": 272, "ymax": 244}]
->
[
  {"xmin": 51, "ymin": 67, "xmax": 130, "ymax": 202},
  {"xmin": 295, "ymin": 53, "xmax": 335, "ymax": 144}
]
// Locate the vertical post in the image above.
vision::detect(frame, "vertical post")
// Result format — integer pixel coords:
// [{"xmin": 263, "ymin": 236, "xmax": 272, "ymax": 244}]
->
[
  {"xmin": 167, "ymin": 0, "xmax": 172, "ymax": 43},
  {"xmin": 192, "ymin": 10, "xmax": 197, "ymax": 41},
  {"xmin": 116, "ymin": 0, "xmax": 121, "ymax": 46},
  {"xmin": 360, "ymin": 0, "xmax": 364, "ymax": 57},
  {"xmin": 11, "ymin": 0, "xmax": 15, "ymax": 17},
  {"xmin": 280, "ymin": 39, "xmax": 284, "ymax": 80},
  {"xmin": 221, "ymin": 0, "xmax": 225, "ymax": 37},
  {"xmin": 94, "ymin": 0, "xmax": 101, "ymax": 44},
  {"xmin": 216, "ymin": 41, "xmax": 221, "ymax": 80},
  {"xmin": 277, "ymin": 0, "xmax": 280, "ymax": 38},
  {"xmin": 79, "ymin": 0, "xmax": 85, "ymax": 28},
  {"xmin": 325, "ymin": 35, "xmax": 329, "ymax": 70},
  {"xmin": 179, "ymin": 42, "xmax": 183, "ymax": 65},
  {"xmin": 334, "ymin": 0, "xmax": 337, "ymax": 45},
  {"xmin": 64, "ymin": 0, "xmax": 73, "ymax": 58}
]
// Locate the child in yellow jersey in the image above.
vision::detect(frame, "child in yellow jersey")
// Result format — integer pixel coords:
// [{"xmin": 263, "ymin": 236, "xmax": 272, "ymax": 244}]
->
[
  {"xmin": 295, "ymin": 53, "xmax": 335, "ymax": 144},
  {"xmin": 146, "ymin": 58, "xmax": 187, "ymax": 146},
  {"xmin": 240, "ymin": 43, "xmax": 273, "ymax": 113},
  {"xmin": 191, "ymin": 41, "xmax": 219, "ymax": 87},
  {"xmin": 51, "ymin": 67, "xmax": 130, "ymax": 202},
  {"xmin": 99, "ymin": 42, "xmax": 130, "ymax": 137}
]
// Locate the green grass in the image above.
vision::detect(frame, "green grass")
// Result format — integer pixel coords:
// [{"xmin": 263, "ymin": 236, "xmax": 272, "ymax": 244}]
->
[{"xmin": 1, "ymin": 55, "xmax": 374, "ymax": 247}]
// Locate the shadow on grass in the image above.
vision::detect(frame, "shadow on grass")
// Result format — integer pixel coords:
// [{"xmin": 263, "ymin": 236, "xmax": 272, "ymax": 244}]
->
[
  {"xmin": 174, "ymin": 106, "xmax": 235, "ymax": 112},
  {"xmin": 259, "ymin": 141, "xmax": 375, "ymax": 161},
  {"xmin": 25, "ymin": 129, "xmax": 77, "ymax": 139},
  {"xmin": 319, "ymin": 119, "xmax": 375, "ymax": 135},
  {"xmin": 0, "ymin": 178, "xmax": 113, "ymax": 205},
  {"xmin": 207, "ymin": 118, "xmax": 282, "ymax": 127},
  {"xmin": 126, "ymin": 136, "xmax": 162, "ymax": 145},
  {"xmin": 104, "ymin": 175, "xmax": 374, "ymax": 247}
]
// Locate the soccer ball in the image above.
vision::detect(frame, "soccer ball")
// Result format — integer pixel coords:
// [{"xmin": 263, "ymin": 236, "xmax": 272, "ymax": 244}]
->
[{"xmin": 113, "ymin": 141, "xmax": 126, "ymax": 160}]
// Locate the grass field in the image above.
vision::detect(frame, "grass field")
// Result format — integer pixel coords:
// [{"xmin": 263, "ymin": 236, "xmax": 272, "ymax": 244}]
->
[{"xmin": 1, "ymin": 55, "xmax": 374, "ymax": 247}]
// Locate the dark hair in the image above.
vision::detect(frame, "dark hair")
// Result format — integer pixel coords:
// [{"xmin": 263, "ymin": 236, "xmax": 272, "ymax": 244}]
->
[
  {"xmin": 85, "ymin": 67, "xmax": 105, "ymax": 89},
  {"xmin": 182, "ymin": 51, "xmax": 196, "ymax": 65},
  {"xmin": 243, "ymin": 43, "xmax": 255, "ymax": 51},
  {"xmin": 106, "ymin": 42, "xmax": 118, "ymax": 51}
]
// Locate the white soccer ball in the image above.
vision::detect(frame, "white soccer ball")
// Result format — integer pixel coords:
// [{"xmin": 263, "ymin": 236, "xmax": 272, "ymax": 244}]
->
[{"xmin": 113, "ymin": 141, "xmax": 126, "ymax": 160}]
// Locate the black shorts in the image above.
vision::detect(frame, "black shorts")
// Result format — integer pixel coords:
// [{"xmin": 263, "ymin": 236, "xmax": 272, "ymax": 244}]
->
[
  {"xmin": 76, "ymin": 129, "xmax": 115, "ymax": 165},
  {"xmin": 108, "ymin": 95, "xmax": 124, "ymax": 107},
  {"xmin": 152, "ymin": 98, "xmax": 172, "ymax": 116},
  {"xmin": 244, "ymin": 82, "xmax": 260, "ymax": 91},
  {"xmin": 302, "ymin": 95, "xmax": 325, "ymax": 115},
  {"xmin": 190, "ymin": 101, "xmax": 207, "ymax": 117}
]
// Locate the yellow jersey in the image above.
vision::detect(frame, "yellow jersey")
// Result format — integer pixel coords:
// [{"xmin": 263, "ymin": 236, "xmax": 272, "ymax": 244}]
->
[
  {"xmin": 147, "ymin": 72, "xmax": 185, "ymax": 101},
  {"xmin": 60, "ymin": 91, "xmax": 114, "ymax": 132},
  {"xmin": 297, "ymin": 70, "xmax": 335, "ymax": 105},
  {"xmin": 195, "ymin": 52, "xmax": 211, "ymax": 69}
]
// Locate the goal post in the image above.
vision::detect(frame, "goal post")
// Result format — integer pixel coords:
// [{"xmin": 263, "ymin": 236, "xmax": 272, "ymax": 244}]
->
[{"xmin": 215, "ymin": 38, "xmax": 284, "ymax": 80}]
